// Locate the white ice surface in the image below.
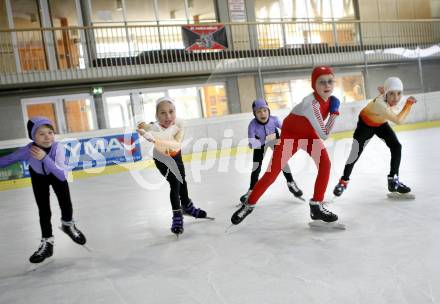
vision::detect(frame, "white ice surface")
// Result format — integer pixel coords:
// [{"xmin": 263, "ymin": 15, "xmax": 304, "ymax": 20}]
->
[{"xmin": 1, "ymin": 127, "xmax": 440, "ymax": 304}]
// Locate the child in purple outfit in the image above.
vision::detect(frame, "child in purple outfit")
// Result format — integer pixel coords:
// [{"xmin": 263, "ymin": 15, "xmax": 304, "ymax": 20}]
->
[
  {"xmin": 240, "ymin": 99, "xmax": 303, "ymax": 203},
  {"xmin": 0, "ymin": 116, "xmax": 86, "ymax": 263}
]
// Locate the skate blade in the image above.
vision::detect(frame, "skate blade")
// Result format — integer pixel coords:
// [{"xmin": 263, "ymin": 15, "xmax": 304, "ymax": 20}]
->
[
  {"xmin": 183, "ymin": 214, "xmax": 215, "ymax": 220},
  {"xmin": 26, "ymin": 257, "xmax": 54, "ymax": 272},
  {"xmin": 387, "ymin": 192, "xmax": 415, "ymax": 200},
  {"xmin": 225, "ymin": 224, "xmax": 237, "ymax": 234},
  {"xmin": 81, "ymin": 244, "xmax": 93, "ymax": 252},
  {"xmin": 173, "ymin": 232, "xmax": 184, "ymax": 239},
  {"xmin": 308, "ymin": 221, "xmax": 346, "ymax": 230},
  {"xmin": 58, "ymin": 227, "xmax": 91, "ymax": 251},
  {"xmin": 295, "ymin": 196, "xmax": 306, "ymax": 202}
]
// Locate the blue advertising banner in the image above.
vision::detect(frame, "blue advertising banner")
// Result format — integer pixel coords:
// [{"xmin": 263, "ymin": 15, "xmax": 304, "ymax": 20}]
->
[
  {"xmin": 62, "ymin": 132, "xmax": 142, "ymax": 171},
  {"xmin": 2, "ymin": 133, "xmax": 142, "ymax": 180}
]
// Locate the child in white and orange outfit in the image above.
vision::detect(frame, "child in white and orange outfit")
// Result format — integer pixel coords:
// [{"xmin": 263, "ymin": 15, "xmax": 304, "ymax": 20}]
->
[
  {"xmin": 137, "ymin": 97, "xmax": 209, "ymax": 236},
  {"xmin": 333, "ymin": 77, "xmax": 416, "ymax": 197}
]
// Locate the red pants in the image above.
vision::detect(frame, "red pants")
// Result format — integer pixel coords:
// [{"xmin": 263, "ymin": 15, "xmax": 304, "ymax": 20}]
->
[{"xmin": 247, "ymin": 114, "xmax": 331, "ymax": 204}]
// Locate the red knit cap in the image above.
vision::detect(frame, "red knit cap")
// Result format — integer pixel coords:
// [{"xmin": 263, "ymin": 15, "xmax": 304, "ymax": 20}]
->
[{"xmin": 311, "ymin": 66, "xmax": 334, "ymax": 91}]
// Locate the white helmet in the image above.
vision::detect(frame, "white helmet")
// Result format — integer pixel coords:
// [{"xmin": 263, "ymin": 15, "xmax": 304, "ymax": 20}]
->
[{"xmin": 384, "ymin": 77, "xmax": 403, "ymax": 95}]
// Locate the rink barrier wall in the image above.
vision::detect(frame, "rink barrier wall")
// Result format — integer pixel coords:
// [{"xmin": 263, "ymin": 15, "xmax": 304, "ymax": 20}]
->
[{"xmin": 1, "ymin": 119, "xmax": 439, "ymax": 192}]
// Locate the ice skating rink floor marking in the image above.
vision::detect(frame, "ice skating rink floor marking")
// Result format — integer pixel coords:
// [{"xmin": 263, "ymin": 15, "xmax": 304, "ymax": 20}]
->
[
  {"xmin": 1, "ymin": 120, "xmax": 440, "ymax": 192},
  {"xmin": 1, "ymin": 126, "xmax": 440, "ymax": 303}
]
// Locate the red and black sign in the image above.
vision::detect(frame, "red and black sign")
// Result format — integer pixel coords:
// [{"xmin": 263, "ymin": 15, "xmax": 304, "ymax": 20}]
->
[{"xmin": 182, "ymin": 24, "xmax": 228, "ymax": 51}]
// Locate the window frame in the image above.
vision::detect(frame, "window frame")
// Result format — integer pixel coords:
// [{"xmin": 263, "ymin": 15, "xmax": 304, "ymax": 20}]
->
[{"xmin": 21, "ymin": 93, "xmax": 97, "ymax": 137}]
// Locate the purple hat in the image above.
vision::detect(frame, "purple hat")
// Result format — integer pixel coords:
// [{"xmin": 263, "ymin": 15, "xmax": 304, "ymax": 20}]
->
[
  {"xmin": 252, "ymin": 99, "xmax": 270, "ymax": 113},
  {"xmin": 27, "ymin": 116, "xmax": 55, "ymax": 140}
]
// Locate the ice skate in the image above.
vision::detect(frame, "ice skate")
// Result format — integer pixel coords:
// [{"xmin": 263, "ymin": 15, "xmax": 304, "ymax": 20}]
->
[
  {"xmin": 333, "ymin": 179, "xmax": 348, "ymax": 197},
  {"xmin": 29, "ymin": 237, "xmax": 54, "ymax": 264},
  {"xmin": 231, "ymin": 203, "xmax": 254, "ymax": 225},
  {"xmin": 182, "ymin": 200, "xmax": 214, "ymax": 220},
  {"xmin": 308, "ymin": 200, "xmax": 344, "ymax": 229},
  {"xmin": 287, "ymin": 180, "xmax": 304, "ymax": 200},
  {"xmin": 309, "ymin": 200, "xmax": 338, "ymax": 222},
  {"xmin": 387, "ymin": 175, "xmax": 414, "ymax": 199},
  {"xmin": 61, "ymin": 220, "xmax": 86, "ymax": 245},
  {"xmin": 171, "ymin": 210, "xmax": 184, "ymax": 236}
]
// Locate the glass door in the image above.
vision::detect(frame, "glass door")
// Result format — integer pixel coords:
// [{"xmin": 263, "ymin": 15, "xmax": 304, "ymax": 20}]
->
[
  {"xmin": 104, "ymin": 94, "xmax": 133, "ymax": 128},
  {"xmin": 139, "ymin": 91, "xmax": 165, "ymax": 123}
]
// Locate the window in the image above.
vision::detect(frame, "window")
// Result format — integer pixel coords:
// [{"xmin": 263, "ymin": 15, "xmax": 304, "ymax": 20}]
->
[
  {"xmin": 0, "ymin": 0, "xmax": 13, "ymax": 73},
  {"xmin": 90, "ymin": 0, "xmax": 124, "ymax": 24},
  {"xmin": 105, "ymin": 95, "xmax": 133, "ymax": 128},
  {"xmin": 0, "ymin": 0, "xmax": 6, "ymax": 28},
  {"xmin": 157, "ymin": 0, "xmax": 187, "ymax": 24},
  {"xmin": 125, "ymin": 0, "xmax": 156, "ymax": 23},
  {"xmin": 200, "ymin": 85, "xmax": 230, "ymax": 117},
  {"xmin": 331, "ymin": 0, "xmax": 355, "ymax": 20},
  {"xmin": 90, "ymin": 0, "xmax": 128, "ymax": 57},
  {"xmin": 289, "ymin": 72, "xmax": 365, "ymax": 103},
  {"xmin": 22, "ymin": 94, "xmax": 97, "ymax": 135},
  {"xmin": 63, "ymin": 98, "xmax": 95, "ymax": 132},
  {"xmin": 26, "ymin": 102, "xmax": 59, "ymax": 133},
  {"xmin": 255, "ymin": 0, "xmax": 284, "ymax": 48},
  {"xmin": 11, "ymin": 0, "xmax": 47, "ymax": 71},
  {"xmin": 90, "ymin": 0, "xmax": 218, "ymax": 54},
  {"xmin": 0, "ymin": 0, "xmax": 17, "ymax": 74},
  {"xmin": 255, "ymin": 0, "xmax": 356, "ymax": 47},
  {"xmin": 124, "ymin": 0, "xmax": 160, "ymax": 54},
  {"xmin": 140, "ymin": 92, "xmax": 166, "ymax": 123},
  {"xmin": 264, "ymin": 81, "xmax": 293, "ymax": 109},
  {"xmin": 279, "ymin": 0, "xmax": 355, "ymax": 20},
  {"xmin": 169, "ymin": 87, "xmax": 202, "ymax": 120},
  {"xmin": 49, "ymin": 0, "xmax": 82, "ymax": 69},
  {"xmin": 334, "ymin": 74, "xmax": 365, "ymax": 102},
  {"xmin": 256, "ymin": 0, "xmax": 281, "ymax": 21},
  {"xmin": 289, "ymin": 78, "xmax": 311, "ymax": 104},
  {"xmin": 137, "ymin": 83, "xmax": 229, "ymax": 122},
  {"xmin": 188, "ymin": 0, "xmax": 216, "ymax": 22}
]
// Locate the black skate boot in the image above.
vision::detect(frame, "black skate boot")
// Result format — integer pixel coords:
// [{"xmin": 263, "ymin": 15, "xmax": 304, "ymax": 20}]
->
[
  {"xmin": 240, "ymin": 190, "xmax": 252, "ymax": 203},
  {"xmin": 309, "ymin": 200, "xmax": 338, "ymax": 222},
  {"xmin": 182, "ymin": 200, "xmax": 207, "ymax": 218},
  {"xmin": 333, "ymin": 179, "xmax": 349, "ymax": 197},
  {"xmin": 171, "ymin": 209, "xmax": 184, "ymax": 235},
  {"xmin": 287, "ymin": 180, "xmax": 303, "ymax": 197},
  {"xmin": 29, "ymin": 237, "xmax": 54, "ymax": 263},
  {"xmin": 61, "ymin": 220, "xmax": 86, "ymax": 245},
  {"xmin": 231, "ymin": 203, "xmax": 254, "ymax": 225},
  {"xmin": 388, "ymin": 175, "xmax": 411, "ymax": 194}
]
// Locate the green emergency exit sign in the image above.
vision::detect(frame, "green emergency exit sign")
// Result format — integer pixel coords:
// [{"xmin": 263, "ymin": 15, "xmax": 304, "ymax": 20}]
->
[{"xmin": 92, "ymin": 87, "xmax": 103, "ymax": 95}]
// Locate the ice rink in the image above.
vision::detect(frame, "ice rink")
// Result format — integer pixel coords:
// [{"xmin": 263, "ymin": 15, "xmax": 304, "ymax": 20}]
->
[{"xmin": 1, "ymin": 127, "xmax": 440, "ymax": 304}]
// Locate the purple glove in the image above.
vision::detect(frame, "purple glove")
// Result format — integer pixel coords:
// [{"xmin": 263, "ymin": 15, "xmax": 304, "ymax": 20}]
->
[{"xmin": 329, "ymin": 96, "xmax": 340, "ymax": 114}]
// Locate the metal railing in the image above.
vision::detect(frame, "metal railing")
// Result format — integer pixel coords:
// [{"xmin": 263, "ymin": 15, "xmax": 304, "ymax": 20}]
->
[{"xmin": 1, "ymin": 20, "xmax": 439, "ymax": 86}]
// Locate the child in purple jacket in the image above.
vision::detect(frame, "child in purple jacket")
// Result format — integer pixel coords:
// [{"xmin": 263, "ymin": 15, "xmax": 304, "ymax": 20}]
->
[
  {"xmin": 0, "ymin": 116, "xmax": 86, "ymax": 263},
  {"xmin": 239, "ymin": 99, "xmax": 303, "ymax": 203}
]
